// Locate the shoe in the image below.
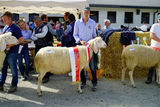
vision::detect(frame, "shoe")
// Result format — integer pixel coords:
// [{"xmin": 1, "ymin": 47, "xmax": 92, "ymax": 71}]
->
[
  {"xmin": 0, "ymin": 85, "xmax": 4, "ymax": 91},
  {"xmin": 7, "ymin": 86, "xmax": 17, "ymax": 93},
  {"xmin": 21, "ymin": 77, "xmax": 26, "ymax": 81},
  {"xmin": 91, "ymin": 84, "xmax": 97, "ymax": 92},
  {"xmin": 25, "ymin": 76, "xmax": 31, "ymax": 81},
  {"xmin": 145, "ymin": 80, "xmax": 152, "ymax": 84},
  {"xmin": 42, "ymin": 78, "xmax": 49, "ymax": 83},
  {"xmin": 81, "ymin": 83, "xmax": 86, "ymax": 89}
]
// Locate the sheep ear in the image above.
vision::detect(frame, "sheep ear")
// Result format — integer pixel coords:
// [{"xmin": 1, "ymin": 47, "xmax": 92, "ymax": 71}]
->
[
  {"xmin": 0, "ymin": 39, "xmax": 6, "ymax": 51},
  {"xmin": 93, "ymin": 41, "xmax": 99, "ymax": 53}
]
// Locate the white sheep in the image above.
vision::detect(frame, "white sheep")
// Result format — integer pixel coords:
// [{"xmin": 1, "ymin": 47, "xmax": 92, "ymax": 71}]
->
[
  {"xmin": 0, "ymin": 32, "xmax": 18, "ymax": 70},
  {"xmin": 35, "ymin": 37, "xmax": 106, "ymax": 96},
  {"xmin": 121, "ymin": 44, "xmax": 160, "ymax": 88}
]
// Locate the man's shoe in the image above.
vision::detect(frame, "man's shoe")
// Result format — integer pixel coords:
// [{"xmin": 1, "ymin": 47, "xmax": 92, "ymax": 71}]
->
[
  {"xmin": 91, "ymin": 84, "xmax": 97, "ymax": 92},
  {"xmin": 25, "ymin": 76, "xmax": 31, "ymax": 81},
  {"xmin": 81, "ymin": 83, "xmax": 86, "ymax": 89},
  {"xmin": 145, "ymin": 80, "xmax": 152, "ymax": 84},
  {"xmin": 7, "ymin": 86, "xmax": 17, "ymax": 93},
  {"xmin": 42, "ymin": 78, "xmax": 49, "ymax": 83},
  {"xmin": 0, "ymin": 85, "xmax": 4, "ymax": 91}
]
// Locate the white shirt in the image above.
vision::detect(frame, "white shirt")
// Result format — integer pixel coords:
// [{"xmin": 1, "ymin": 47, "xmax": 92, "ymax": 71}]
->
[
  {"xmin": 150, "ymin": 23, "xmax": 160, "ymax": 47},
  {"xmin": 31, "ymin": 25, "xmax": 48, "ymax": 41},
  {"xmin": 139, "ymin": 24, "xmax": 147, "ymax": 31},
  {"xmin": 73, "ymin": 18, "xmax": 97, "ymax": 43}
]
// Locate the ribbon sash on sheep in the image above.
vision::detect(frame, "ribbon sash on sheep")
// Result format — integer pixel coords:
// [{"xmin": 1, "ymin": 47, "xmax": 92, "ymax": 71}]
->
[
  {"xmin": 69, "ymin": 47, "xmax": 80, "ymax": 84},
  {"xmin": 153, "ymin": 47, "xmax": 160, "ymax": 51},
  {"xmin": 85, "ymin": 43, "xmax": 91, "ymax": 62}
]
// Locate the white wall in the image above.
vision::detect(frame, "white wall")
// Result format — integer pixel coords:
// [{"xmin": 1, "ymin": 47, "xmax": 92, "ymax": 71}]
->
[{"xmin": 90, "ymin": 7, "xmax": 160, "ymax": 29}]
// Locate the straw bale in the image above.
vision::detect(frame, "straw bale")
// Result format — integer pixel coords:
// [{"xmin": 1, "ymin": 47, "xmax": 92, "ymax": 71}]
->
[{"xmin": 100, "ymin": 32, "xmax": 151, "ymax": 79}]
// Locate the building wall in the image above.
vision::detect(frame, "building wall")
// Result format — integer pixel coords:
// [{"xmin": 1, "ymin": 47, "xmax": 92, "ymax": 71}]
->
[{"xmin": 90, "ymin": 7, "xmax": 160, "ymax": 29}]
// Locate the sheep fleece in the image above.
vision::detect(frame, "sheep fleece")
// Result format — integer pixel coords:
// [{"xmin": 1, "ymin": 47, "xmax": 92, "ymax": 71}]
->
[
  {"xmin": 122, "ymin": 44, "xmax": 160, "ymax": 69},
  {"xmin": 35, "ymin": 46, "xmax": 92, "ymax": 74}
]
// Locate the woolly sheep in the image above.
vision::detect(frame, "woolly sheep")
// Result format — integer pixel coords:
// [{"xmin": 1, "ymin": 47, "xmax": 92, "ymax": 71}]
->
[
  {"xmin": 121, "ymin": 44, "xmax": 160, "ymax": 88},
  {"xmin": 35, "ymin": 37, "xmax": 107, "ymax": 96},
  {"xmin": 0, "ymin": 32, "xmax": 18, "ymax": 70}
]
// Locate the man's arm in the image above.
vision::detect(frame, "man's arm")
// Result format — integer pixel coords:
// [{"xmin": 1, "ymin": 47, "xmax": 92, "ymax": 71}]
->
[
  {"xmin": 73, "ymin": 21, "xmax": 80, "ymax": 43},
  {"xmin": 64, "ymin": 25, "xmax": 72, "ymax": 36},
  {"xmin": 47, "ymin": 23, "xmax": 56, "ymax": 36},
  {"xmin": 6, "ymin": 37, "xmax": 24, "ymax": 49},
  {"xmin": 35, "ymin": 26, "xmax": 48, "ymax": 38},
  {"xmin": 92, "ymin": 22, "xmax": 97, "ymax": 38},
  {"xmin": 150, "ymin": 32, "xmax": 160, "ymax": 42}
]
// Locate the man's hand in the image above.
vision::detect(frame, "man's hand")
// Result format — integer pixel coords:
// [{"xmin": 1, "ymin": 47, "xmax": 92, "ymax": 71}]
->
[
  {"xmin": 6, "ymin": 44, "xmax": 15, "ymax": 49},
  {"xmin": 80, "ymin": 41, "xmax": 86, "ymax": 45}
]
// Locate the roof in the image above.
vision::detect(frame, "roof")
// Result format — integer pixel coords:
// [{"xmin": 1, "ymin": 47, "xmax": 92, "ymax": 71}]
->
[{"xmin": 88, "ymin": 0, "xmax": 160, "ymax": 9}]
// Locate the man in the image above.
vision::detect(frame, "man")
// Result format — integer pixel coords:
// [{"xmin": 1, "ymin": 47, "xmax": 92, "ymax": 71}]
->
[
  {"xmin": 40, "ymin": 14, "xmax": 56, "ymax": 83},
  {"xmin": 73, "ymin": 7, "xmax": 97, "ymax": 91},
  {"xmin": 31, "ymin": 16, "xmax": 48, "ymax": 54},
  {"xmin": 103, "ymin": 19, "xmax": 112, "ymax": 32},
  {"xmin": 17, "ymin": 20, "xmax": 32, "ymax": 81},
  {"xmin": 0, "ymin": 11, "xmax": 24, "ymax": 93},
  {"xmin": 145, "ymin": 15, "xmax": 160, "ymax": 84},
  {"xmin": 41, "ymin": 14, "xmax": 56, "ymax": 46},
  {"xmin": 63, "ymin": 12, "xmax": 70, "ymax": 31}
]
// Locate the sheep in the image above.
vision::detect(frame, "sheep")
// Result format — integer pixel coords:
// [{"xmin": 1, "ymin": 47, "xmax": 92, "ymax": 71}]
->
[
  {"xmin": 35, "ymin": 37, "xmax": 107, "ymax": 96},
  {"xmin": 121, "ymin": 44, "xmax": 160, "ymax": 88},
  {"xmin": 0, "ymin": 32, "xmax": 18, "ymax": 70}
]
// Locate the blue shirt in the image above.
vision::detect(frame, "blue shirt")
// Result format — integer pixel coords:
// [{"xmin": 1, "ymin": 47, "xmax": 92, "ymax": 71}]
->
[
  {"xmin": 21, "ymin": 29, "xmax": 32, "ymax": 40},
  {"xmin": 73, "ymin": 18, "xmax": 97, "ymax": 43},
  {"xmin": 3, "ymin": 24, "xmax": 22, "ymax": 53}
]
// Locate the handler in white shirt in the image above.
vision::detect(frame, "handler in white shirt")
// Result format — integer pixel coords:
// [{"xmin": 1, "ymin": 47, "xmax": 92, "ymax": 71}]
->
[
  {"xmin": 145, "ymin": 14, "xmax": 160, "ymax": 84},
  {"xmin": 73, "ymin": 7, "xmax": 97, "ymax": 91}
]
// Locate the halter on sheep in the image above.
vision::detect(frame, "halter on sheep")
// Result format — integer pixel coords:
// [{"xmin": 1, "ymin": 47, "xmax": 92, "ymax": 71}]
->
[
  {"xmin": 0, "ymin": 32, "xmax": 18, "ymax": 70},
  {"xmin": 35, "ymin": 37, "xmax": 106, "ymax": 96},
  {"xmin": 121, "ymin": 44, "xmax": 160, "ymax": 88}
]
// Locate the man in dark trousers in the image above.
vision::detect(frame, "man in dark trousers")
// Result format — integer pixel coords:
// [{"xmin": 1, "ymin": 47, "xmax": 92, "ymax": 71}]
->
[
  {"xmin": 40, "ymin": 14, "xmax": 56, "ymax": 83},
  {"xmin": 0, "ymin": 11, "xmax": 24, "ymax": 93}
]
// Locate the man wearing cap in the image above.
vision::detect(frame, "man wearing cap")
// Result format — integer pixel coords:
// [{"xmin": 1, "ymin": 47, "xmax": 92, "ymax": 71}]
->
[
  {"xmin": 73, "ymin": 7, "xmax": 97, "ymax": 91},
  {"xmin": 145, "ymin": 14, "xmax": 160, "ymax": 84}
]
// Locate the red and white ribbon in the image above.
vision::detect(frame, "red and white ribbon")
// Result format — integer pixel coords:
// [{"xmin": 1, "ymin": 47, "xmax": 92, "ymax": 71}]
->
[
  {"xmin": 69, "ymin": 47, "xmax": 80, "ymax": 84},
  {"xmin": 85, "ymin": 43, "xmax": 91, "ymax": 62}
]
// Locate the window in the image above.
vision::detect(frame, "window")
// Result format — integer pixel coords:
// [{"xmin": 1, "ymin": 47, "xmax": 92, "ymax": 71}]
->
[
  {"xmin": 12, "ymin": 13, "xmax": 19, "ymax": 21},
  {"xmin": 107, "ymin": 11, "xmax": 116, "ymax": 23},
  {"xmin": 90, "ymin": 11, "xmax": 99, "ymax": 23},
  {"xmin": 29, "ymin": 13, "xmax": 39, "ymax": 21},
  {"xmin": 124, "ymin": 12, "xmax": 133, "ymax": 23},
  {"xmin": 141, "ymin": 13, "xmax": 150, "ymax": 24}
]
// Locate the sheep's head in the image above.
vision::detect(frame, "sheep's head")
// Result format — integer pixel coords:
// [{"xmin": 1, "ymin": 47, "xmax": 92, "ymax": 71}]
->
[{"xmin": 88, "ymin": 37, "xmax": 107, "ymax": 53}]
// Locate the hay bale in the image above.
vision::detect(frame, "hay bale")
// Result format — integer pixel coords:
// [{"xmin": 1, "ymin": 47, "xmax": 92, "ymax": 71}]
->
[{"xmin": 100, "ymin": 32, "xmax": 151, "ymax": 79}]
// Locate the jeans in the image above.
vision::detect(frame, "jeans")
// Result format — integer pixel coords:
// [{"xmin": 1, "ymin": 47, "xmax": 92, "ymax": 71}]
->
[
  {"xmin": 0, "ymin": 53, "xmax": 18, "ymax": 86},
  {"xmin": 147, "ymin": 67, "xmax": 155, "ymax": 81},
  {"xmin": 56, "ymin": 29, "xmax": 63, "ymax": 41},
  {"xmin": 81, "ymin": 52, "xmax": 97, "ymax": 85},
  {"xmin": 18, "ymin": 47, "xmax": 30, "ymax": 77}
]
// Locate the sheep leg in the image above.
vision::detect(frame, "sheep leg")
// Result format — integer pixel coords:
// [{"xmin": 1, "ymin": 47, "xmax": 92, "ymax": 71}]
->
[
  {"xmin": 77, "ymin": 82, "xmax": 82, "ymax": 94},
  {"xmin": 156, "ymin": 69, "xmax": 160, "ymax": 88},
  {"xmin": 121, "ymin": 67, "xmax": 127, "ymax": 85},
  {"xmin": 37, "ymin": 71, "xmax": 46, "ymax": 96},
  {"xmin": 129, "ymin": 70, "xmax": 136, "ymax": 88}
]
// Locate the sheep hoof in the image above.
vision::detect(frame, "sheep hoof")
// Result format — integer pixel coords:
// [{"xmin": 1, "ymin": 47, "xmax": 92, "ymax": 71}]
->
[
  {"xmin": 37, "ymin": 91, "xmax": 42, "ymax": 97},
  {"xmin": 131, "ymin": 85, "xmax": 136, "ymax": 88},
  {"xmin": 122, "ymin": 81, "xmax": 126, "ymax": 85},
  {"xmin": 78, "ymin": 90, "xmax": 83, "ymax": 94}
]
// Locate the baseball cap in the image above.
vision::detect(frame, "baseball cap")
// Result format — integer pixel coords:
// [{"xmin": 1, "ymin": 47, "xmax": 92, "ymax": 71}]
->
[{"xmin": 83, "ymin": 7, "xmax": 90, "ymax": 11}]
